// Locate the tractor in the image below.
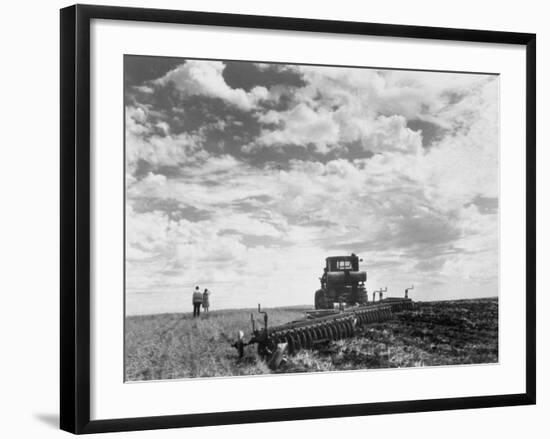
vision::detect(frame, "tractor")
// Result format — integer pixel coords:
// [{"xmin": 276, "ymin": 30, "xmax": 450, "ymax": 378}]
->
[{"xmin": 314, "ymin": 253, "xmax": 368, "ymax": 309}]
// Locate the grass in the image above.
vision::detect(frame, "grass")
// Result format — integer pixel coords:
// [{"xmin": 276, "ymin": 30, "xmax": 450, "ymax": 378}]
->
[{"xmin": 125, "ymin": 298, "xmax": 498, "ymax": 381}]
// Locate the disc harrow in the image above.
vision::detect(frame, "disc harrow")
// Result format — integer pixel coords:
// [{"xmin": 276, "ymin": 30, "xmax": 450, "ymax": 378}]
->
[{"xmin": 232, "ymin": 297, "xmax": 413, "ymax": 369}]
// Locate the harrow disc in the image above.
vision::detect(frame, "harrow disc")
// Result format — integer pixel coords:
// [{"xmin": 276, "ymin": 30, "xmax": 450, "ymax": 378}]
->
[
  {"xmin": 345, "ymin": 320, "xmax": 354, "ymax": 336},
  {"xmin": 285, "ymin": 333, "xmax": 296, "ymax": 354},
  {"xmin": 294, "ymin": 332, "xmax": 302, "ymax": 351},
  {"xmin": 309, "ymin": 328, "xmax": 317, "ymax": 344},
  {"xmin": 335, "ymin": 321, "xmax": 344, "ymax": 339},
  {"xmin": 342, "ymin": 320, "xmax": 351, "ymax": 337},
  {"xmin": 338, "ymin": 321, "xmax": 346, "ymax": 337},
  {"xmin": 327, "ymin": 323, "xmax": 337, "ymax": 340},
  {"xmin": 320, "ymin": 325, "xmax": 329, "ymax": 340},
  {"xmin": 303, "ymin": 328, "xmax": 313, "ymax": 348},
  {"xmin": 298, "ymin": 330, "xmax": 307, "ymax": 349},
  {"xmin": 314, "ymin": 325, "xmax": 324, "ymax": 341}
]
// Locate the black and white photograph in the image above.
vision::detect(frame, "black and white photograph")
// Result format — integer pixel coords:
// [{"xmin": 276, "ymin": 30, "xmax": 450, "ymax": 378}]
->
[
  {"xmin": 0, "ymin": 0, "xmax": 543, "ymax": 436},
  {"xmin": 124, "ymin": 56, "xmax": 499, "ymax": 381}
]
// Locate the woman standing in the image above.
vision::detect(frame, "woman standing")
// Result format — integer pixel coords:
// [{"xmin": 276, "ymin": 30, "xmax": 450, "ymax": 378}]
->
[{"xmin": 202, "ymin": 288, "xmax": 211, "ymax": 313}]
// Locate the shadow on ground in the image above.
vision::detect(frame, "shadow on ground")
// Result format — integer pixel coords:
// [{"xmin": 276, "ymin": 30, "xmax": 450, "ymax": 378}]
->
[{"xmin": 34, "ymin": 413, "xmax": 58, "ymax": 429}]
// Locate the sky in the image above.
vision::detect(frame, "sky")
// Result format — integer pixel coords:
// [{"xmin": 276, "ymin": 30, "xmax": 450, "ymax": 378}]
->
[{"xmin": 124, "ymin": 56, "xmax": 499, "ymax": 316}]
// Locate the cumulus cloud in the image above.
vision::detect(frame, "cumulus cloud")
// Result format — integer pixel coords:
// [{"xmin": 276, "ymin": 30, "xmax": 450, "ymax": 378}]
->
[
  {"xmin": 247, "ymin": 65, "xmax": 493, "ymax": 156},
  {"xmin": 126, "ymin": 104, "xmax": 208, "ymax": 176},
  {"xmin": 153, "ymin": 60, "xmax": 269, "ymax": 111},
  {"xmin": 251, "ymin": 103, "xmax": 340, "ymax": 153}
]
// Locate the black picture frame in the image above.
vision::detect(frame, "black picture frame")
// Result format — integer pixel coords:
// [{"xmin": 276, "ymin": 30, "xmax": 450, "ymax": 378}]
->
[{"xmin": 60, "ymin": 4, "xmax": 536, "ymax": 434}]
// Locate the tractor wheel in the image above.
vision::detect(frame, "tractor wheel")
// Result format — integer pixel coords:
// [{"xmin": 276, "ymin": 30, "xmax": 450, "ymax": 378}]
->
[
  {"xmin": 315, "ymin": 289, "xmax": 330, "ymax": 309},
  {"xmin": 357, "ymin": 293, "xmax": 368, "ymax": 306}
]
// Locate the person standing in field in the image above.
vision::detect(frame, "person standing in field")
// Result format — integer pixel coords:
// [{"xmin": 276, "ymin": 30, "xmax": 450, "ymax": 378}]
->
[
  {"xmin": 192, "ymin": 286, "xmax": 203, "ymax": 318},
  {"xmin": 202, "ymin": 288, "xmax": 211, "ymax": 313}
]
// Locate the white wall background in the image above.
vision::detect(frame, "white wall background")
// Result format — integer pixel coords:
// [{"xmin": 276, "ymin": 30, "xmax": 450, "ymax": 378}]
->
[{"xmin": 0, "ymin": 0, "xmax": 546, "ymax": 437}]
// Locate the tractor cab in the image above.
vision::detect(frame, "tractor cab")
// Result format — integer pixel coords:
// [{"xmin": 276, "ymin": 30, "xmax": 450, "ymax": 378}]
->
[{"xmin": 325, "ymin": 254, "xmax": 361, "ymax": 272}]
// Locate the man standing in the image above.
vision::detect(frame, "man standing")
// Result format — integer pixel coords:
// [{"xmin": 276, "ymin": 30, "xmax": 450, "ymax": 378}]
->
[{"xmin": 192, "ymin": 286, "xmax": 203, "ymax": 317}]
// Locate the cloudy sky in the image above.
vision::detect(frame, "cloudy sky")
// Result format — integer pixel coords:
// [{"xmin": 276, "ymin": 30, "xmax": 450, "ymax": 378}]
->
[{"xmin": 124, "ymin": 56, "xmax": 499, "ymax": 316}]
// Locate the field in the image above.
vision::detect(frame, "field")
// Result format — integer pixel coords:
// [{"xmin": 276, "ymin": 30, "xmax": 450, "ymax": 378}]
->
[{"xmin": 125, "ymin": 298, "xmax": 498, "ymax": 381}]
